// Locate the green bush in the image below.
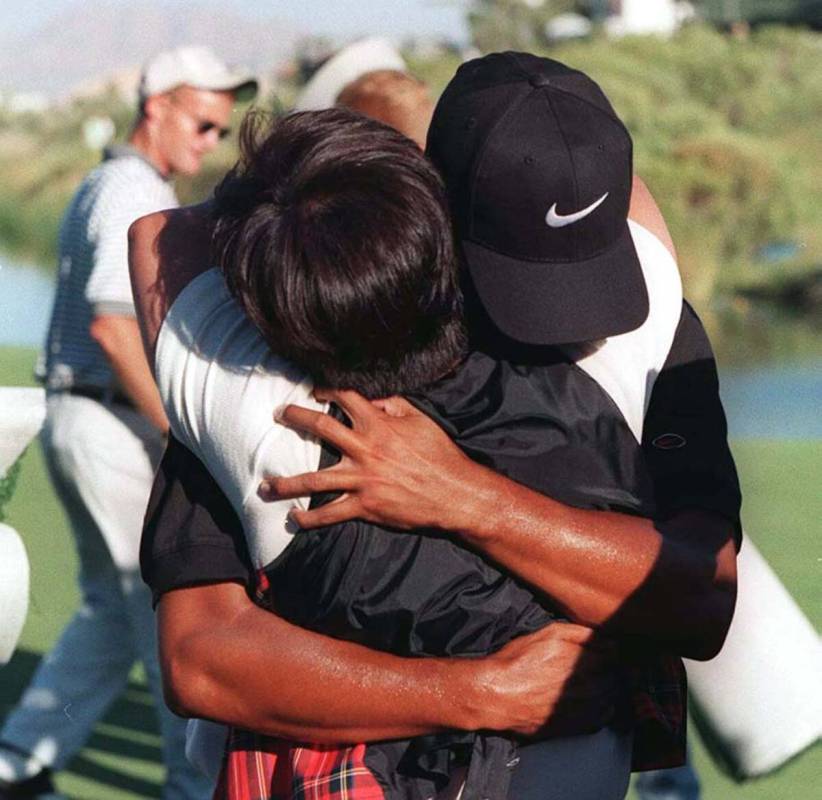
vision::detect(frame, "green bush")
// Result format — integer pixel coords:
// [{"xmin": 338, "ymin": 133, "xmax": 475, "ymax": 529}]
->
[
  {"xmin": 547, "ymin": 25, "xmax": 821, "ymax": 304},
  {"xmin": 1, "ymin": 25, "xmax": 820, "ymax": 306},
  {"xmin": 0, "ymin": 457, "xmax": 22, "ymax": 523}
]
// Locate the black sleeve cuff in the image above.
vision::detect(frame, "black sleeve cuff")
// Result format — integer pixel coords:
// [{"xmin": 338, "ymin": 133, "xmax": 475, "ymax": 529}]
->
[
  {"xmin": 146, "ymin": 542, "xmax": 254, "ymax": 607},
  {"xmin": 141, "ymin": 436, "xmax": 254, "ymax": 603}
]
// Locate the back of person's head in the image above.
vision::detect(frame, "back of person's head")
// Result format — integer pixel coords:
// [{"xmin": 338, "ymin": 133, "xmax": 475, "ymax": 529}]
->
[
  {"xmin": 211, "ymin": 108, "xmax": 465, "ymax": 398},
  {"xmin": 336, "ymin": 70, "xmax": 434, "ymax": 149}
]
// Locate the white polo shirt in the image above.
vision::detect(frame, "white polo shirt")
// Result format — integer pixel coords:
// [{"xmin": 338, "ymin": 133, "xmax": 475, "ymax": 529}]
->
[{"xmin": 42, "ymin": 146, "xmax": 178, "ymax": 391}]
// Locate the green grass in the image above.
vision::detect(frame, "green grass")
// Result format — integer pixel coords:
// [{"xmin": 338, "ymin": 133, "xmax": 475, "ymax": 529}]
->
[
  {"xmin": 1, "ymin": 347, "xmax": 164, "ymax": 798},
  {"xmin": 1, "ymin": 347, "xmax": 819, "ymax": 798}
]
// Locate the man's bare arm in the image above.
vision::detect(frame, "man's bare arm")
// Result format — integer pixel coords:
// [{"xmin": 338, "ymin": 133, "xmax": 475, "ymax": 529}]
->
[
  {"xmin": 261, "ymin": 179, "xmax": 735, "ymax": 659},
  {"xmin": 158, "ymin": 582, "xmax": 619, "ymax": 742},
  {"xmin": 630, "ymin": 175, "xmax": 677, "ymax": 261},
  {"xmin": 128, "ymin": 204, "xmax": 213, "ymax": 369},
  {"xmin": 262, "ymin": 390, "xmax": 737, "ymax": 661},
  {"xmin": 89, "ymin": 314, "xmax": 169, "ymax": 432}
]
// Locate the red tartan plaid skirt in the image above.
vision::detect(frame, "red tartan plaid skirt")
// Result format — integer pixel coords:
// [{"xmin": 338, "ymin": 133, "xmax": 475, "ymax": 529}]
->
[
  {"xmin": 214, "ymin": 728, "xmax": 385, "ymax": 800},
  {"xmin": 212, "ymin": 580, "xmax": 685, "ymax": 798}
]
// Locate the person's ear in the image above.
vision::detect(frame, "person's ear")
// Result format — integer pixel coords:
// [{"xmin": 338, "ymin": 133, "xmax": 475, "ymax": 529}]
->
[{"xmin": 143, "ymin": 94, "xmax": 168, "ymax": 123}]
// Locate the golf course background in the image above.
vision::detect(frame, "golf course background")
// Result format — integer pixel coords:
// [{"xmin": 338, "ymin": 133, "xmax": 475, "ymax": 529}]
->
[
  {"xmin": 1, "ymin": 19, "xmax": 820, "ymax": 799},
  {"xmin": 3, "ymin": 25, "xmax": 821, "ymax": 314},
  {"xmin": 1, "ymin": 345, "xmax": 819, "ymax": 799}
]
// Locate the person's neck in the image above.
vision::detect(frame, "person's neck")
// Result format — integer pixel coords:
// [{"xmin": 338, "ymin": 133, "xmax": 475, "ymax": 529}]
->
[{"xmin": 129, "ymin": 125, "xmax": 170, "ymax": 178}]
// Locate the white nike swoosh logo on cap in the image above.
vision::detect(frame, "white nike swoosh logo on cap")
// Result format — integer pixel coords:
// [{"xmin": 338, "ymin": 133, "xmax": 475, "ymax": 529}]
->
[{"xmin": 545, "ymin": 192, "xmax": 609, "ymax": 228}]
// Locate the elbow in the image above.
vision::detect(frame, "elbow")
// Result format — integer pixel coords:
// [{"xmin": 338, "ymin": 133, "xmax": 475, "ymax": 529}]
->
[
  {"xmin": 157, "ymin": 583, "xmax": 253, "ymax": 722},
  {"xmin": 160, "ymin": 637, "xmax": 212, "ymax": 719},
  {"xmin": 670, "ymin": 531, "xmax": 738, "ymax": 661},
  {"xmin": 162, "ymin": 675, "xmax": 194, "ymax": 719},
  {"xmin": 88, "ymin": 315, "xmax": 106, "ymax": 345},
  {"xmin": 679, "ymin": 576, "xmax": 737, "ymax": 662},
  {"xmin": 89, "ymin": 316, "xmax": 116, "ymax": 356}
]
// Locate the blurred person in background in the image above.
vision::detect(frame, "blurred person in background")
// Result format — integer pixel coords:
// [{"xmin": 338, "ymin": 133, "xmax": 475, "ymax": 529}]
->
[
  {"xmin": 336, "ymin": 69, "xmax": 433, "ymax": 148},
  {"xmin": 308, "ymin": 37, "xmax": 436, "ymax": 149},
  {"xmin": 0, "ymin": 46, "xmax": 256, "ymax": 800},
  {"xmin": 293, "ymin": 36, "xmax": 405, "ymax": 110}
]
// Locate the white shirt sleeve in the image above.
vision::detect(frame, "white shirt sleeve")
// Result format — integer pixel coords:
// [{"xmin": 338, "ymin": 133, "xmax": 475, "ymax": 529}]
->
[
  {"xmin": 85, "ymin": 162, "xmax": 177, "ymax": 315},
  {"xmin": 155, "ymin": 269, "xmax": 326, "ymax": 569},
  {"xmin": 563, "ymin": 220, "xmax": 683, "ymax": 442}
]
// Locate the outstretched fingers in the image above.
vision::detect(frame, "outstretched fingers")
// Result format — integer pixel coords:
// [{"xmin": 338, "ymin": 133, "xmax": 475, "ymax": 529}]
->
[
  {"xmin": 276, "ymin": 404, "xmax": 364, "ymax": 456},
  {"xmin": 312, "ymin": 388, "xmax": 377, "ymax": 426},
  {"xmin": 289, "ymin": 496, "xmax": 362, "ymax": 529},
  {"xmin": 259, "ymin": 464, "xmax": 358, "ymax": 501}
]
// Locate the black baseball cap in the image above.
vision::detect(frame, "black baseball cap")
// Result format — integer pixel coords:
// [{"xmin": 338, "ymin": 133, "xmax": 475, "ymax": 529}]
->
[{"xmin": 426, "ymin": 51, "xmax": 648, "ymax": 345}]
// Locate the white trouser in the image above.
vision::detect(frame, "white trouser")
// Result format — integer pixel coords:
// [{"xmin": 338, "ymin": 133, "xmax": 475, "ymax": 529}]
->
[{"xmin": 0, "ymin": 393, "xmax": 212, "ymax": 800}]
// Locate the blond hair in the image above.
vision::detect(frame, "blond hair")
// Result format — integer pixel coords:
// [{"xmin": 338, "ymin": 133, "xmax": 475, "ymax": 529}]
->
[{"xmin": 336, "ymin": 70, "xmax": 434, "ymax": 148}]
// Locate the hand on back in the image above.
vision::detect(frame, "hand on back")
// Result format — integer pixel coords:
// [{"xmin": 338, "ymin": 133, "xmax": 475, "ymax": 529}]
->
[
  {"xmin": 259, "ymin": 388, "xmax": 486, "ymax": 533},
  {"xmin": 478, "ymin": 623, "xmax": 620, "ymax": 738}
]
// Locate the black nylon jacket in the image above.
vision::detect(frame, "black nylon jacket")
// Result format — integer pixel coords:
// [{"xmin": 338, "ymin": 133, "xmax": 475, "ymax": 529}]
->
[{"xmin": 258, "ymin": 348, "xmax": 657, "ymax": 800}]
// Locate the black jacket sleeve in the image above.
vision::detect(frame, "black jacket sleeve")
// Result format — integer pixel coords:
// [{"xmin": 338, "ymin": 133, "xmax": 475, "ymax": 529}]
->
[
  {"xmin": 140, "ymin": 435, "xmax": 253, "ymax": 606},
  {"xmin": 642, "ymin": 301, "xmax": 743, "ymax": 546}
]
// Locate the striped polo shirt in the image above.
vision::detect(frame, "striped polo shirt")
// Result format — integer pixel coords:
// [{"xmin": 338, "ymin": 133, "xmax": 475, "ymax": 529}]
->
[{"xmin": 41, "ymin": 145, "xmax": 178, "ymax": 391}]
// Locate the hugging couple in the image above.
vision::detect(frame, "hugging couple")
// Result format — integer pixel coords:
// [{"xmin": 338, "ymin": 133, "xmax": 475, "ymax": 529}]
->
[{"xmin": 133, "ymin": 52, "xmax": 741, "ymax": 800}]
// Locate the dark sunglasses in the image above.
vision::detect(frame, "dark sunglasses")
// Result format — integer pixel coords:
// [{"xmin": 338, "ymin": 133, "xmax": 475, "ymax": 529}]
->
[
  {"xmin": 197, "ymin": 120, "xmax": 232, "ymax": 140},
  {"xmin": 169, "ymin": 96, "xmax": 232, "ymax": 140}
]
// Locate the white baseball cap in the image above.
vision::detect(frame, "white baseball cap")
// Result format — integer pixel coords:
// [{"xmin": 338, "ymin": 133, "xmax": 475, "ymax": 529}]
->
[
  {"xmin": 139, "ymin": 45, "xmax": 258, "ymax": 103},
  {"xmin": 295, "ymin": 37, "xmax": 405, "ymax": 111}
]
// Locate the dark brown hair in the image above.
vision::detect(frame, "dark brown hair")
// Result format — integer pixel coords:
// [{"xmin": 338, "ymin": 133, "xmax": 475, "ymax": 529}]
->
[{"xmin": 211, "ymin": 108, "xmax": 465, "ymax": 398}]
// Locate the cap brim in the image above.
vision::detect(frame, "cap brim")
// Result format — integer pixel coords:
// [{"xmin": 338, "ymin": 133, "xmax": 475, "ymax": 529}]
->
[
  {"xmin": 201, "ymin": 77, "xmax": 258, "ymax": 103},
  {"xmin": 294, "ymin": 37, "xmax": 405, "ymax": 111},
  {"xmin": 462, "ymin": 224, "xmax": 649, "ymax": 346}
]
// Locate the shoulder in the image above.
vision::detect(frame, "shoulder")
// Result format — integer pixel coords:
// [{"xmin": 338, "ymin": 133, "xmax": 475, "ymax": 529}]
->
[
  {"xmin": 648, "ymin": 301, "xmax": 722, "ymax": 417},
  {"xmin": 628, "ymin": 175, "xmax": 677, "ymax": 262},
  {"xmin": 92, "ymin": 156, "xmax": 152, "ymax": 196},
  {"xmin": 93, "ymin": 157, "xmax": 176, "ymax": 213},
  {"xmin": 129, "ymin": 204, "xmax": 214, "ymax": 365},
  {"xmin": 665, "ymin": 301, "xmax": 715, "ymax": 368},
  {"xmin": 99, "ymin": 153, "xmax": 163, "ymax": 183}
]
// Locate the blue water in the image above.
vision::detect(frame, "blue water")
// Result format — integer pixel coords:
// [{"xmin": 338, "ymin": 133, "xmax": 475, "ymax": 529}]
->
[
  {"xmin": 1, "ymin": 259, "xmax": 819, "ymax": 439},
  {"xmin": 0, "ymin": 258, "xmax": 54, "ymax": 348},
  {"xmin": 719, "ymin": 363, "xmax": 821, "ymax": 440}
]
